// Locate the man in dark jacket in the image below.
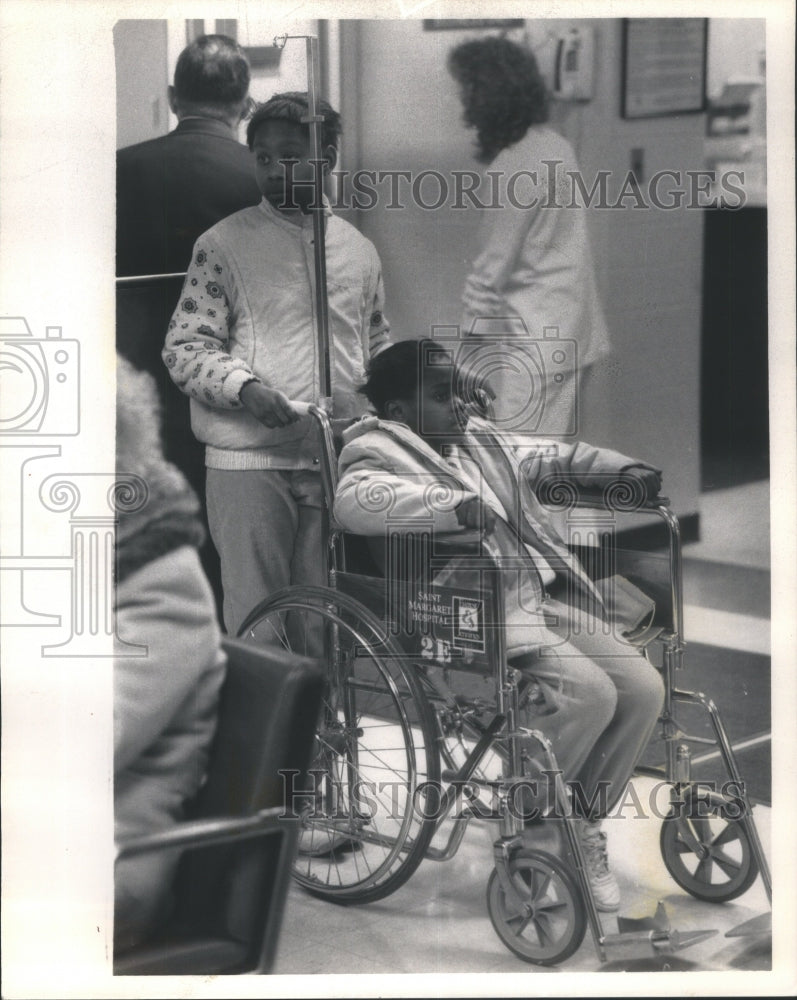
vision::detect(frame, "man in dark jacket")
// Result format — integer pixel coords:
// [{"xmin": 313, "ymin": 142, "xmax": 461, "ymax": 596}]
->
[
  {"xmin": 116, "ymin": 34, "xmax": 262, "ymax": 624},
  {"xmin": 116, "ymin": 33, "xmax": 261, "ymax": 278}
]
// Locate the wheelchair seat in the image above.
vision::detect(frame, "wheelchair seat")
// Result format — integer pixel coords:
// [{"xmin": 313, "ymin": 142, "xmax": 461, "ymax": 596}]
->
[{"xmin": 113, "ymin": 637, "xmax": 325, "ymax": 976}]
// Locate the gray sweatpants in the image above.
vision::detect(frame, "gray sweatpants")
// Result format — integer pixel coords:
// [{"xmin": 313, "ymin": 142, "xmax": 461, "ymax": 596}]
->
[
  {"xmin": 206, "ymin": 468, "xmax": 324, "ymax": 635},
  {"xmin": 519, "ymin": 597, "xmax": 665, "ymax": 817}
]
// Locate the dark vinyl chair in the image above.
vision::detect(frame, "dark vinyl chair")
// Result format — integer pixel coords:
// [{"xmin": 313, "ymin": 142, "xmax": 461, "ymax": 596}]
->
[{"xmin": 114, "ymin": 636, "xmax": 325, "ymax": 976}]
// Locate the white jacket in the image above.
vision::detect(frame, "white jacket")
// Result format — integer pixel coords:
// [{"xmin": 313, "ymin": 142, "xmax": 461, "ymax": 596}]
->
[
  {"xmin": 334, "ymin": 416, "xmax": 657, "ymax": 643},
  {"xmin": 461, "ymin": 126, "xmax": 610, "ymax": 370},
  {"xmin": 163, "ymin": 198, "xmax": 390, "ymax": 470}
]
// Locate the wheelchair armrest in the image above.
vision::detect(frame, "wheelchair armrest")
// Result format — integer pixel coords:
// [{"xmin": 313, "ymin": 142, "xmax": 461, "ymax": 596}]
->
[
  {"xmin": 116, "ymin": 807, "xmax": 297, "ymax": 860},
  {"xmin": 533, "ymin": 470, "xmax": 669, "ymax": 515},
  {"xmin": 431, "ymin": 530, "xmax": 521, "ymax": 574},
  {"xmin": 433, "ymin": 529, "xmax": 485, "ymax": 548},
  {"xmin": 567, "ymin": 493, "xmax": 670, "ymax": 512},
  {"xmin": 114, "ymin": 808, "xmax": 300, "ymax": 975}
]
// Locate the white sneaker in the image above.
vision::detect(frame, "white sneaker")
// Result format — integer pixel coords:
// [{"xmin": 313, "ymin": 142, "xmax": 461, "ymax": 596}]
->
[{"xmin": 577, "ymin": 819, "xmax": 621, "ymax": 912}]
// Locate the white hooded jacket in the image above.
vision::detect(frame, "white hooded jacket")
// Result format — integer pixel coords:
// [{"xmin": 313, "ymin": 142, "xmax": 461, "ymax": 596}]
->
[{"xmin": 334, "ymin": 414, "xmax": 658, "ymax": 651}]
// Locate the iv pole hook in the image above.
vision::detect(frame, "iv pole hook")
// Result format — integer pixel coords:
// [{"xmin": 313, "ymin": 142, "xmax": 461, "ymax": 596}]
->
[{"xmin": 271, "ymin": 33, "xmax": 331, "ymax": 407}]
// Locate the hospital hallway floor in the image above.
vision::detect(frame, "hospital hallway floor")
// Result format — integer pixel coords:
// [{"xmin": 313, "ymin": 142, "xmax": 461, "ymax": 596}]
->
[{"xmin": 272, "ymin": 478, "xmax": 777, "ymax": 980}]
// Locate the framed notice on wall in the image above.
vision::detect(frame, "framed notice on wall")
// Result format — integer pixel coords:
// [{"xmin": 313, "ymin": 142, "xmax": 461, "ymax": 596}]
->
[{"xmin": 621, "ymin": 18, "xmax": 708, "ymax": 119}]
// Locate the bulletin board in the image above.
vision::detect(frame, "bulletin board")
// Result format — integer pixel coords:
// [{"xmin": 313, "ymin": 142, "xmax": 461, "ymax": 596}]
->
[{"xmin": 621, "ymin": 18, "xmax": 708, "ymax": 119}]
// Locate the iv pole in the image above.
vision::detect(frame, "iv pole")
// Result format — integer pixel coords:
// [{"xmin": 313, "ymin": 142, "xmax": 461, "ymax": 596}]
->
[{"xmin": 273, "ymin": 34, "xmax": 332, "ymax": 413}]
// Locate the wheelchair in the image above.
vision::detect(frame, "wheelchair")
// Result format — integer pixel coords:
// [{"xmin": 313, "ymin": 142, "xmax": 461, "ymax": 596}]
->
[{"xmin": 237, "ymin": 405, "xmax": 771, "ymax": 966}]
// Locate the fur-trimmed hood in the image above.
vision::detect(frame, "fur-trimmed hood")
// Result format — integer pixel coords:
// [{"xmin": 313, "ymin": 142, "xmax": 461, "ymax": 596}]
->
[{"xmin": 116, "ymin": 355, "xmax": 204, "ymax": 583}]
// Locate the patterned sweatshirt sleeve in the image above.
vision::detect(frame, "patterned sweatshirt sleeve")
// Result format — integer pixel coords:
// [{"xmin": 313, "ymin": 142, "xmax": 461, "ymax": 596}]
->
[{"xmin": 162, "ymin": 239, "xmax": 256, "ymax": 408}]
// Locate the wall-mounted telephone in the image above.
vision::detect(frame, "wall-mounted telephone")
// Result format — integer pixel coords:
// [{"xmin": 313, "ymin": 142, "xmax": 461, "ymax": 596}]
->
[{"xmin": 552, "ymin": 27, "xmax": 595, "ymax": 101}]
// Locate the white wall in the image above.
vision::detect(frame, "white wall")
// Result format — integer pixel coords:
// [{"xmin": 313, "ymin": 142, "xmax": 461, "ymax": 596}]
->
[
  {"xmin": 707, "ymin": 18, "xmax": 766, "ymax": 96},
  {"xmin": 114, "ymin": 20, "xmax": 169, "ymax": 148},
  {"xmin": 343, "ymin": 18, "xmax": 706, "ymax": 521},
  {"xmin": 550, "ymin": 19, "xmax": 706, "ymax": 520}
]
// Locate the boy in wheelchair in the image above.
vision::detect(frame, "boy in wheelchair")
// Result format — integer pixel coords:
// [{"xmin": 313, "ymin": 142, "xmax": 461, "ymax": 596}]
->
[{"xmin": 333, "ymin": 338, "xmax": 665, "ymax": 911}]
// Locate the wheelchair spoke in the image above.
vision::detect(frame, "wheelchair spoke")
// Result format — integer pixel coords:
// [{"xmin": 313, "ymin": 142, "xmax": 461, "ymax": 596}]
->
[
  {"xmin": 673, "ymin": 834, "xmax": 695, "ymax": 854},
  {"xmin": 242, "ymin": 586, "xmax": 441, "ymax": 902},
  {"xmin": 711, "ymin": 848, "xmax": 743, "ymax": 880},
  {"xmin": 689, "ymin": 816, "xmax": 712, "ymax": 845},
  {"xmin": 711, "ymin": 823, "xmax": 742, "ymax": 848},
  {"xmin": 533, "ymin": 910, "xmax": 555, "ymax": 947},
  {"xmin": 661, "ymin": 791, "xmax": 760, "ymax": 903},
  {"xmin": 487, "ymin": 849, "xmax": 586, "ymax": 965},
  {"xmin": 694, "ymin": 854, "xmax": 714, "ymax": 884},
  {"xmin": 531, "ymin": 870, "xmax": 553, "ymax": 904},
  {"xmin": 533, "ymin": 896, "xmax": 571, "ymax": 914},
  {"xmin": 512, "ymin": 869, "xmax": 533, "ymax": 899},
  {"xmin": 506, "ymin": 911, "xmax": 533, "ymax": 936}
]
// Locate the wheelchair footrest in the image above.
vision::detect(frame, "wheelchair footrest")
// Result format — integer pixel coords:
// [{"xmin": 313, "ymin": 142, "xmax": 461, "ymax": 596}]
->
[
  {"xmin": 602, "ymin": 901, "xmax": 717, "ymax": 961},
  {"xmin": 725, "ymin": 911, "xmax": 771, "ymax": 938}
]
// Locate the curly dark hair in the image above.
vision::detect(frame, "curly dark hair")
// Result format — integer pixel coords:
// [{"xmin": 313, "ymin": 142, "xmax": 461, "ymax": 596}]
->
[
  {"xmin": 447, "ymin": 37, "xmax": 550, "ymax": 163},
  {"xmin": 359, "ymin": 340, "xmax": 461, "ymax": 417},
  {"xmin": 246, "ymin": 91, "xmax": 342, "ymax": 151}
]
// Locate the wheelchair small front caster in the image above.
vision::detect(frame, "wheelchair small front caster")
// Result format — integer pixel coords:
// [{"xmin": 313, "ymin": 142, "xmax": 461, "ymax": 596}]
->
[
  {"xmin": 486, "ymin": 848, "xmax": 586, "ymax": 965},
  {"xmin": 660, "ymin": 787, "xmax": 759, "ymax": 902}
]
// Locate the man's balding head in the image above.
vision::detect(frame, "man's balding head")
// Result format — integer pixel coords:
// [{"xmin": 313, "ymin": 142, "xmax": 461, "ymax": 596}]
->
[{"xmin": 168, "ymin": 34, "xmax": 251, "ymax": 126}]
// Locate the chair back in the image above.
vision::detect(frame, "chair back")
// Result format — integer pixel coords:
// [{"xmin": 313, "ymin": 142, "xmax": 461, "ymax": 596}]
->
[{"xmin": 114, "ymin": 637, "xmax": 324, "ymax": 975}]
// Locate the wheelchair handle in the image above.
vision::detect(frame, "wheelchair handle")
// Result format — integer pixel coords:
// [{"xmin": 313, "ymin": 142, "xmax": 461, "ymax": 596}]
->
[
  {"xmin": 286, "ymin": 399, "xmax": 314, "ymax": 418},
  {"xmin": 287, "ymin": 398, "xmax": 339, "ymax": 499}
]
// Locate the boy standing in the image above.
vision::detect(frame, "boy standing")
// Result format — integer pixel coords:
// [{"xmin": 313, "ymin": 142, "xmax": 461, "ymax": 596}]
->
[
  {"xmin": 333, "ymin": 339, "xmax": 664, "ymax": 911},
  {"xmin": 163, "ymin": 93, "xmax": 390, "ymax": 634}
]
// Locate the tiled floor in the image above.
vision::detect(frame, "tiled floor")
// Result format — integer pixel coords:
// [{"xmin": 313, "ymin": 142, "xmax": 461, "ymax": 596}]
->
[
  {"xmin": 271, "ymin": 481, "xmax": 775, "ymax": 983},
  {"xmin": 275, "ymin": 778, "xmax": 772, "ymax": 976}
]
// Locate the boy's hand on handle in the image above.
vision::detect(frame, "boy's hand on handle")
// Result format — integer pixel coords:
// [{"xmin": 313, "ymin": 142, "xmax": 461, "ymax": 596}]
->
[
  {"xmin": 456, "ymin": 497, "xmax": 496, "ymax": 535},
  {"xmin": 240, "ymin": 381, "xmax": 301, "ymax": 428}
]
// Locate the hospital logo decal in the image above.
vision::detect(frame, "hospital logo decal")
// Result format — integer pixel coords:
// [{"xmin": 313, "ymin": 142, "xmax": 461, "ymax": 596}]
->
[{"xmin": 453, "ymin": 596, "xmax": 485, "ymax": 651}]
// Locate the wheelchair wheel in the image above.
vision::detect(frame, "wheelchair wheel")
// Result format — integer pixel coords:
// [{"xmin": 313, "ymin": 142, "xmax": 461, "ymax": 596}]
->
[
  {"xmin": 660, "ymin": 788, "xmax": 759, "ymax": 902},
  {"xmin": 486, "ymin": 849, "xmax": 586, "ymax": 965},
  {"xmin": 239, "ymin": 586, "xmax": 440, "ymax": 904}
]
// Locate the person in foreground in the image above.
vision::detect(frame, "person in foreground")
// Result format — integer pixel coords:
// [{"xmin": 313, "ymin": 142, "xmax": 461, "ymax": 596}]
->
[
  {"xmin": 333, "ymin": 339, "xmax": 665, "ymax": 911},
  {"xmin": 114, "ymin": 355, "xmax": 226, "ymax": 950}
]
